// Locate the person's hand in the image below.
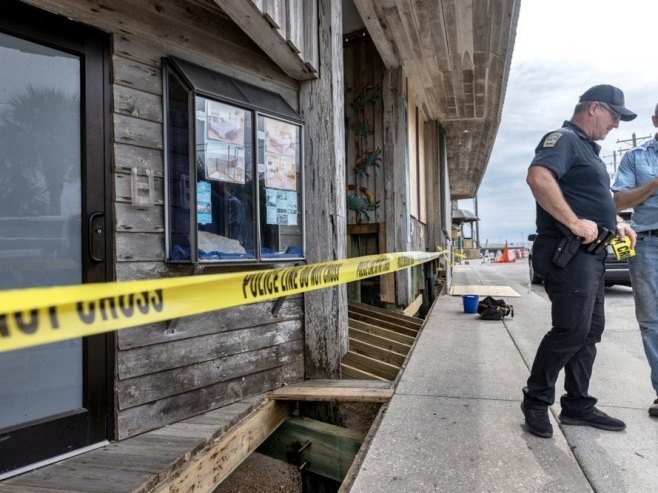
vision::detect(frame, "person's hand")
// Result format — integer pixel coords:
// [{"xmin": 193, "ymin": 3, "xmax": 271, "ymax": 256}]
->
[
  {"xmin": 569, "ymin": 218, "xmax": 599, "ymax": 243},
  {"xmin": 616, "ymin": 222, "xmax": 637, "ymax": 248}
]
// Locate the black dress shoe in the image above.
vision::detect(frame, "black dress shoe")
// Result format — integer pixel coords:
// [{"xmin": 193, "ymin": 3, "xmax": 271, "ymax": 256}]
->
[
  {"xmin": 521, "ymin": 401, "xmax": 553, "ymax": 438},
  {"xmin": 559, "ymin": 407, "xmax": 626, "ymax": 431}
]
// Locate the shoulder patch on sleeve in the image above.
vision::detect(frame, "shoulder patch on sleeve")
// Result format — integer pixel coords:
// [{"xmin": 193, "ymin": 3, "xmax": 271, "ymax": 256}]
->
[{"xmin": 542, "ymin": 131, "xmax": 563, "ymax": 148}]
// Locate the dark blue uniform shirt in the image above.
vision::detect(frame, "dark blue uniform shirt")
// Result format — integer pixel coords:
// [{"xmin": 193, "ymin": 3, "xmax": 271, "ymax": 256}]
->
[{"xmin": 530, "ymin": 121, "xmax": 616, "ymax": 235}]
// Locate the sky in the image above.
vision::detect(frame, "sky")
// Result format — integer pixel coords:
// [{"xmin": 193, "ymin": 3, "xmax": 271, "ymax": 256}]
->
[{"xmin": 463, "ymin": 0, "xmax": 658, "ymax": 248}]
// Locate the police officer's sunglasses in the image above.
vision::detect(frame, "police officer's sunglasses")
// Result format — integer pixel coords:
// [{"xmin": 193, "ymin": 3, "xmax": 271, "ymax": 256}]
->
[{"xmin": 598, "ymin": 102, "xmax": 621, "ymax": 123}]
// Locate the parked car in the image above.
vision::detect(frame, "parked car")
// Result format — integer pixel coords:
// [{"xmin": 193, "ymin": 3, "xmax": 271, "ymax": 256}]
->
[{"xmin": 527, "ymin": 233, "xmax": 632, "ymax": 288}]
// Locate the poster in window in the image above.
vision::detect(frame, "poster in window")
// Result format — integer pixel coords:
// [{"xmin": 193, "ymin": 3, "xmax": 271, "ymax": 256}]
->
[
  {"xmin": 265, "ymin": 118, "xmax": 297, "ymax": 156},
  {"xmin": 265, "ymin": 189, "xmax": 298, "ymax": 226},
  {"xmin": 265, "ymin": 152, "xmax": 296, "ymax": 190},
  {"xmin": 286, "ymin": 191, "xmax": 298, "ymax": 225},
  {"xmin": 205, "ymin": 142, "xmax": 245, "ymax": 184},
  {"xmin": 206, "ymin": 100, "xmax": 245, "ymax": 145},
  {"xmin": 197, "ymin": 181, "xmax": 212, "ymax": 224}
]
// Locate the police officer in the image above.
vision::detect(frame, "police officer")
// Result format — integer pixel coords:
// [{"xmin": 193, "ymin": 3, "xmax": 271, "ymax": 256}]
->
[{"xmin": 521, "ymin": 84, "xmax": 637, "ymax": 438}]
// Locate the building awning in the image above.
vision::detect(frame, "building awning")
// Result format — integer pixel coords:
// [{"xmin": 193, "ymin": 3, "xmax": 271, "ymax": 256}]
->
[{"xmin": 452, "ymin": 209, "xmax": 479, "ymax": 223}]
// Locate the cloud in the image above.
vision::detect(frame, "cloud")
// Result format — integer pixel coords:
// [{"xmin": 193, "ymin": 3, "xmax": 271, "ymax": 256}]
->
[{"xmin": 463, "ymin": 1, "xmax": 658, "ymax": 246}]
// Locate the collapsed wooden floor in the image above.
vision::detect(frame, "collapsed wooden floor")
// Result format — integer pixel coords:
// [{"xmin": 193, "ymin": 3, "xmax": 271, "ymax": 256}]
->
[{"xmin": 0, "ymin": 302, "xmax": 425, "ymax": 492}]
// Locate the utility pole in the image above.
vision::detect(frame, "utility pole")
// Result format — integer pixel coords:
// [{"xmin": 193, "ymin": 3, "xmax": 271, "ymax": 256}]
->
[
  {"xmin": 604, "ymin": 133, "xmax": 652, "ymax": 176},
  {"xmin": 474, "ymin": 196, "xmax": 479, "ymax": 249},
  {"xmin": 617, "ymin": 132, "xmax": 652, "ymax": 149}
]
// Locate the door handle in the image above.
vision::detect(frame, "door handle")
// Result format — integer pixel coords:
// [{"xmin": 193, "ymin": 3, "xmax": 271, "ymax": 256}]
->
[{"xmin": 88, "ymin": 211, "xmax": 105, "ymax": 262}]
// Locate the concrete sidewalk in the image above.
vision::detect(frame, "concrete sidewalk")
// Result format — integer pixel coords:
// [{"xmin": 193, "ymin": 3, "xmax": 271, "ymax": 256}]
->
[{"xmin": 350, "ymin": 262, "xmax": 658, "ymax": 492}]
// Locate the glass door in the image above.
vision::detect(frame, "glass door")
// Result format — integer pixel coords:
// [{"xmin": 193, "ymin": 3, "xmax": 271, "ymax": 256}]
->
[{"xmin": 0, "ymin": 1, "xmax": 111, "ymax": 476}]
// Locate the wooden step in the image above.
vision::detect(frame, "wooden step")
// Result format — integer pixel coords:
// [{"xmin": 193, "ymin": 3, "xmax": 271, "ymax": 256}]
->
[
  {"xmin": 349, "ymin": 312, "xmax": 418, "ymax": 337},
  {"xmin": 348, "ymin": 327, "xmax": 411, "ymax": 355},
  {"xmin": 341, "ymin": 363, "xmax": 387, "ymax": 381},
  {"xmin": 348, "ymin": 301, "xmax": 423, "ymax": 328},
  {"xmin": 349, "ymin": 337, "xmax": 406, "ymax": 367},
  {"xmin": 342, "ymin": 351, "xmax": 400, "ymax": 381},
  {"xmin": 349, "ymin": 319, "xmax": 416, "ymax": 345}
]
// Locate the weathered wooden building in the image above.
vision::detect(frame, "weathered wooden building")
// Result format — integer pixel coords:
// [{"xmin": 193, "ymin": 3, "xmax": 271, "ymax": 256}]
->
[{"xmin": 0, "ymin": 0, "xmax": 519, "ymax": 485}]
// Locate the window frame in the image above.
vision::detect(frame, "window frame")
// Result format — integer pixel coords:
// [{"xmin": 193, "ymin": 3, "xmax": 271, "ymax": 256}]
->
[{"xmin": 162, "ymin": 57, "xmax": 305, "ymax": 265}]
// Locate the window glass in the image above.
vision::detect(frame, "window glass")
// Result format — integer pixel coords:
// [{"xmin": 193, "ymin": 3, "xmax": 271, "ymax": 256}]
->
[
  {"xmin": 166, "ymin": 72, "xmax": 191, "ymax": 261},
  {"xmin": 195, "ymin": 96, "xmax": 255, "ymax": 261},
  {"xmin": 164, "ymin": 59, "xmax": 304, "ymax": 263},
  {"xmin": 0, "ymin": 30, "xmax": 82, "ymax": 427},
  {"xmin": 258, "ymin": 115, "xmax": 303, "ymax": 258}
]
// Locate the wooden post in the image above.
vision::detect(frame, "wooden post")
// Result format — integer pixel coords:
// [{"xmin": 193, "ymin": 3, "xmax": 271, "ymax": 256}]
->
[
  {"xmin": 425, "ymin": 120, "xmax": 442, "ymax": 251},
  {"xmin": 299, "ymin": 0, "xmax": 347, "ymax": 379},
  {"xmin": 382, "ymin": 67, "xmax": 411, "ymax": 306}
]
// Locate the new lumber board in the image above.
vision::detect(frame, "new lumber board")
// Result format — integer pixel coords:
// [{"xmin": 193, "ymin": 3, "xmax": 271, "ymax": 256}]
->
[{"xmin": 268, "ymin": 385, "xmax": 394, "ymax": 403}]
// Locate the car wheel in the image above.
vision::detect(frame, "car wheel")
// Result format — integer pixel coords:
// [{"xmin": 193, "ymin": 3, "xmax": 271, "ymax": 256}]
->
[{"xmin": 529, "ymin": 257, "xmax": 542, "ymax": 285}]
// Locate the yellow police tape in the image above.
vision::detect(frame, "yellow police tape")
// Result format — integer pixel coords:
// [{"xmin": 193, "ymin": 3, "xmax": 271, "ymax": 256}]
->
[{"xmin": 0, "ymin": 250, "xmax": 447, "ymax": 353}]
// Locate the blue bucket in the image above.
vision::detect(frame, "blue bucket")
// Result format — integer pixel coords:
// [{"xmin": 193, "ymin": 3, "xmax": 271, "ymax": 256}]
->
[{"xmin": 462, "ymin": 295, "xmax": 479, "ymax": 314}]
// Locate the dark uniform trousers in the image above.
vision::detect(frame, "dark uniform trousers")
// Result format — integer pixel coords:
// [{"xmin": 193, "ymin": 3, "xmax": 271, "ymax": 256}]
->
[{"xmin": 524, "ymin": 234, "xmax": 607, "ymax": 416}]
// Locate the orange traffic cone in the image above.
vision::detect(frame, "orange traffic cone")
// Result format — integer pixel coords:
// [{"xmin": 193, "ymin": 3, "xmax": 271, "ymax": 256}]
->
[{"xmin": 495, "ymin": 242, "xmax": 515, "ymax": 263}]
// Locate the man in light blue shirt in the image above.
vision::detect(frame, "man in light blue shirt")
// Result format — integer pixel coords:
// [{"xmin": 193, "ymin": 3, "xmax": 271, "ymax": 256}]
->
[{"xmin": 612, "ymin": 103, "xmax": 658, "ymax": 418}]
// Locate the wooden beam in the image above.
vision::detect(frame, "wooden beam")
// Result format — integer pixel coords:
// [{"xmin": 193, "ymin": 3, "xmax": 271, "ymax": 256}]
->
[
  {"xmin": 268, "ymin": 385, "xmax": 393, "ymax": 403},
  {"xmin": 403, "ymin": 294, "xmax": 423, "ymax": 317},
  {"xmin": 258, "ymin": 417, "xmax": 365, "ymax": 483},
  {"xmin": 152, "ymin": 399, "xmax": 289, "ymax": 492}
]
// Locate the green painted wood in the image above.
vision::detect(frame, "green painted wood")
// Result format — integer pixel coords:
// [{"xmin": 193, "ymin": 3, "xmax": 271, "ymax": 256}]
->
[{"xmin": 257, "ymin": 417, "xmax": 365, "ymax": 482}]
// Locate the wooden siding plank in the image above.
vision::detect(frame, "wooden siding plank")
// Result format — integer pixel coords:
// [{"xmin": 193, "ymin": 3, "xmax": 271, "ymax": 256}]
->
[
  {"xmin": 113, "ymin": 84, "xmax": 162, "ymax": 122},
  {"xmin": 118, "ymin": 319, "xmax": 302, "ymax": 379},
  {"xmin": 152, "ymin": 399, "xmax": 290, "ymax": 493},
  {"xmin": 118, "ymin": 339, "xmax": 304, "ymax": 409},
  {"xmin": 268, "ymin": 384, "xmax": 393, "ymax": 403},
  {"xmin": 114, "ymin": 143, "xmax": 163, "ymax": 175},
  {"xmin": 115, "ymin": 202, "xmax": 164, "ymax": 233},
  {"xmin": 117, "ymin": 361, "xmax": 303, "ymax": 439},
  {"xmin": 117, "ymin": 297, "xmax": 303, "ymax": 350},
  {"xmin": 116, "ymin": 232, "xmax": 164, "ymax": 261},
  {"xmin": 115, "ymin": 261, "xmax": 188, "ymax": 281},
  {"xmin": 113, "ymin": 55, "xmax": 162, "ymax": 96},
  {"xmin": 348, "ymin": 327, "xmax": 411, "ymax": 355},
  {"xmin": 114, "ymin": 113, "xmax": 163, "ymax": 150}
]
